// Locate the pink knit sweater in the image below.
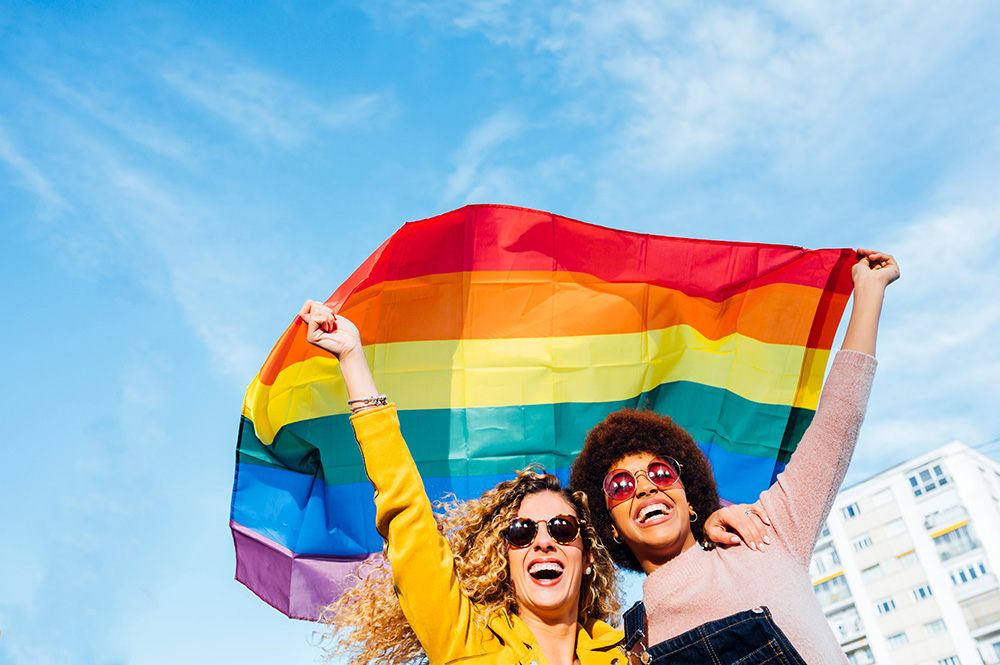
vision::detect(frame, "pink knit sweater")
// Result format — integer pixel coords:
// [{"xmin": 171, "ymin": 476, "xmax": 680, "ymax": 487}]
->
[{"xmin": 643, "ymin": 350, "xmax": 877, "ymax": 664}]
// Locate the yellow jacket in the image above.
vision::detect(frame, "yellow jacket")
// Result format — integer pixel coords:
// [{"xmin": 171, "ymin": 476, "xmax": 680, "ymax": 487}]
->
[{"xmin": 351, "ymin": 405, "xmax": 625, "ymax": 665}]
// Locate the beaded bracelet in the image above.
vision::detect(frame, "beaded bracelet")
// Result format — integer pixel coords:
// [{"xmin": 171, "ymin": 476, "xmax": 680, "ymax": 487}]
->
[{"xmin": 348, "ymin": 394, "xmax": 388, "ymax": 412}]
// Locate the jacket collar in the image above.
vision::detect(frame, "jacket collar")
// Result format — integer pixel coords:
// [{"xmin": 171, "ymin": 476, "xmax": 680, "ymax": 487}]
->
[{"xmin": 501, "ymin": 610, "xmax": 623, "ymax": 653}]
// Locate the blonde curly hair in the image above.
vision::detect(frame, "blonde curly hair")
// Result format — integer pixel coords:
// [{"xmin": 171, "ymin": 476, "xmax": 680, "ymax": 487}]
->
[{"xmin": 321, "ymin": 468, "xmax": 621, "ymax": 665}]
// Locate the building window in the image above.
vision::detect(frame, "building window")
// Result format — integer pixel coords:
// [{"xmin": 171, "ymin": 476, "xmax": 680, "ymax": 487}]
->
[
  {"xmin": 846, "ymin": 647, "xmax": 874, "ymax": 665},
  {"xmin": 949, "ymin": 561, "xmax": 988, "ymax": 585},
  {"xmin": 937, "ymin": 657, "xmax": 960, "ymax": 665},
  {"xmin": 831, "ymin": 549, "xmax": 841, "ymax": 565},
  {"xmin": 862, "ymin": 564, "xmax": 884, "ymax": 583},
  {"xmin": 909, "ymin": 463, "xmax": 949, "ymax": 497},
  {"xmin": 911, "ymin": 584, "xmax": 933, "ymax": 602},
  {"xmin": 842, "ymin": 503, "xmax": 861, "ymax": 519},
  {"xmin": 925, "ymin": 620, "xmax": 947, "ymax": 636},
  {"xmin": 853, "ymin": 534, "xmax": 873, "ymax": 551},
  {"xmin": 875, "ymin": 597, "xmax": 896, "ymax": 614},
  {"xmin": 887, "ymin": 632, "xmax": 909, "ymax": 649},
  {"xmin": 959, "ymin": 589, "xmax": 1000, "ymax": 630},
  {"xmin": 814, "ymin": 573, "xmax": 852, "ymax": 605},
  {"xmin": 884, "ymin": 518, "xmax": 906, "ymax": 537},
  {"xmin": 819, "ymin": 522, "xmax": 831, "ymax": 539},
  {"xmin": 897, "ymin": 550, "xmax": 919, "ymax": 568},
  {"xmin": 933, "ymin": 524, "xmax": 980, "ymax": 561}
]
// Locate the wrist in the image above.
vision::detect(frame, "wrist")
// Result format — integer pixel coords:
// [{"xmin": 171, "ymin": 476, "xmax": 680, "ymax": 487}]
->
[
  {"xmin": 337, "ymin": 343, "xmax": 367, "ymax": 364},
  {"xmin": 853, "ymin": 281, "xmax": 887, "ymax": 301}
]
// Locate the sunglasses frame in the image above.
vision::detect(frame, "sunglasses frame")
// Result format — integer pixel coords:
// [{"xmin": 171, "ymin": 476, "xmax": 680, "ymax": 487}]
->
[
  {"xmin": 602, "ymin": 456, "xmax": 683, "ymax": 502},
  {"xmin": 504, "ymin": 514, "xmax": 586, "ymax": 549}
]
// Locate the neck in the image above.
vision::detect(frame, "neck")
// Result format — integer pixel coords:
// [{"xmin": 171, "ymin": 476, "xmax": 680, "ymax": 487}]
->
[
  {"xmin": 639, "ymin": 530, "xmax": 698, "ymax": 575},
  {"xmin": 519, "ymin": 610, "xmax": 580, "ymax": 665}
]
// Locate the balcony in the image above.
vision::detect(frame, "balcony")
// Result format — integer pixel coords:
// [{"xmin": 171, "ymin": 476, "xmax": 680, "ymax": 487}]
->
[
  {"xmin": 961, "ymin": 589, "xmax": 1000, "ymax": 632},
  {"xmin": 925, "ymin": 505, "xmax": 970, "ymax": 531},
  {"xmin": 813, "ymin": 572, "xmax": 853, "ymax": 610},
  {"xmin": 933, "ymin": 523, "xmax": 981, "ymax": 562},
  {"xmin": 833, "ymin": 616, "xmax": 866, "ymax": 645}
]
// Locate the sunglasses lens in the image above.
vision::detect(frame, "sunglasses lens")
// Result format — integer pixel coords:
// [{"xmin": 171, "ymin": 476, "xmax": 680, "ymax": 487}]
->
[
  {"xmin": 547, "ymin": 516, "xmax": 580, "ymax": 544},
  {"xmin": 506, "ymin": 518, "xmax": 537, "ymax": 548},
  {"xmin": 604, "ymin": 470, "xmax": 637, "ymax": 501},
  {"xmin": 648, "ymin": 459, "xmax": 680, "ymax": 487}
]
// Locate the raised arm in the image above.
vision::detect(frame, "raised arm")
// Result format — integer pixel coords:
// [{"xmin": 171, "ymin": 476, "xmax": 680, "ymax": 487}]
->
[
  {"xmin": 300, "ymin": 300, "xmax": 378, "ymax": 403},
  {"xmin": 301, "ymin": 301, "xmax": 480, "ymax": 662},
  {"xmin": 841, "ymin": 249, "xmax": 899, "ymax": 355},
  {"xmin": 757, "ymin": 250, "xmax": 898, "ymax": 560}
]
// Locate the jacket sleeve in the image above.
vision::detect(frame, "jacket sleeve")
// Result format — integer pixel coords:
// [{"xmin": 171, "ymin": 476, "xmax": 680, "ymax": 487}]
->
[
  {"xmin": 757, "ymin": 350, "xmax": 877, "ymax": 563},
  {"xmin": 350, "ymin": 404, "xmax": 482, "ymax": 664}
]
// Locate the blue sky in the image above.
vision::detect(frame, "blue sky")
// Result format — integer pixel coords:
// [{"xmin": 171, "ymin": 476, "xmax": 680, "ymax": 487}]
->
[{"xmin": 2, "ymin": 2, "xmax": 999, "ymax": 663}]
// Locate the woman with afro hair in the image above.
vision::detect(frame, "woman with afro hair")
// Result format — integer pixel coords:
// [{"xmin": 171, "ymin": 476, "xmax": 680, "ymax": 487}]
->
[{"xmin": 569, "ymin": 249, "xmax": 898, "ymax": 665}]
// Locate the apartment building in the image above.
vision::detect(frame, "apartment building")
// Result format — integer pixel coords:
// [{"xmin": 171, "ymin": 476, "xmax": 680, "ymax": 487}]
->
[{"xmin": 810, "ymin": 441, "xmax": 1000, "ymax": 665}]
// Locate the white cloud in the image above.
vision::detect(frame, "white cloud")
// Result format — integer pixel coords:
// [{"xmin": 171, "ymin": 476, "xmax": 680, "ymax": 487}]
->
[
  {"xmin": 366, "ymin": 0, "xmax": 992, "ymax": 172},
  {"xmin": 0, "ymin": 121, "xmax": 71, "ymax": 217},
  {"xmin": 95, "ymin": 158, "xmax": 278, "ymax": 379},
  {"xmin": 44, "ymin": 77, "xmax": 195, "ymax": 162},
  {"xmin": 846, "ymin": 200, "xmax": 1000, "ymax": 482},
  {"xmin": 161, "ymin": 47, "xmax": 391, "ymax": 147},
  {"xmin": 442, "ymin": 109, "xmax": 525, "ymax": 203}
]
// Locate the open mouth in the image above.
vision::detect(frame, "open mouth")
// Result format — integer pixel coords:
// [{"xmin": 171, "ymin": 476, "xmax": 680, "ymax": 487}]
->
[
  {"xmin": 636, "ymin": 501, "xmax": 672, "ymax": 524},
  {"xmin": 528, "ymin": 560, "xmax": 565, "ymax": 582}
]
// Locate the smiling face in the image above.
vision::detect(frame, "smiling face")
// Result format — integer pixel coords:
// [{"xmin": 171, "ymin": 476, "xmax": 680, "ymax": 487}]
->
[
  {"xmin": 507, "ymin": 490, "xmax": 592, "ymax": 626},
  {"xmin": 606, "ymin": 453, "xmax": 698, "ymax": 574}
]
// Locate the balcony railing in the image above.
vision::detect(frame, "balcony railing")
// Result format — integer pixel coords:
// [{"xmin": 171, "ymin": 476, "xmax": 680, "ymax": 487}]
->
[
  {"xmin": 924, "ymin": 505, "xmax": 970, "ymax": 531},
  {"xmin": 834, "ymin": 617, "xmax": 866, "ymax": 644}
]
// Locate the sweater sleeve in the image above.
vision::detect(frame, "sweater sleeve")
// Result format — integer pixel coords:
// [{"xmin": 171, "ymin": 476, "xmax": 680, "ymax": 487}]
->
[
  {"xmin": 350, "ymin": 405, "xmax": 481, "ymax": 664},
  {"xmin": 757, "ymin": 350, "xmax": 877, "ymax": 564}
]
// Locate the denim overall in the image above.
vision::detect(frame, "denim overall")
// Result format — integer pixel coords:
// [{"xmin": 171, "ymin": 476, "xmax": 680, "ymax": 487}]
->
[{"xmin": 621, "ymin": 602, "xmax": 808, "ymax": 665}]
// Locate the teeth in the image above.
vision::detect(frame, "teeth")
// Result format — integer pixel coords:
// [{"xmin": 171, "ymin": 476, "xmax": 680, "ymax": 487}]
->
[
  {"xmin": 529, "ymin": 561, "xmax": 564, "ymax": 574},
  {"xmin": 638, "ymin": 503, "xmax": 670, "ymax": 523}
]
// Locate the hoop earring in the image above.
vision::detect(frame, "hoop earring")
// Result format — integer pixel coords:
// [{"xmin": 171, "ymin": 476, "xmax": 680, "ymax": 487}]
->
[
  {"xmin": 613, "ymin": 534, "xmax": 623, "ymax": 545},
  {"xmin": 689, "ymin": 509, "xmax": 698, "ymax": 523}
]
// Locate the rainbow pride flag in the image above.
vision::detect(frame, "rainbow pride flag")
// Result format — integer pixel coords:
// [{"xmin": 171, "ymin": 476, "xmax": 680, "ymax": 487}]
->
[{"xmin": 231, "ymin": 204, "xmax": 855, "ymax": 619}]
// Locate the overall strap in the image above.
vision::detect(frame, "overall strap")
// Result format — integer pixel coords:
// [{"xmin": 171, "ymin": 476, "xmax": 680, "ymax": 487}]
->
[{"xmin": 622, "ymin": 601, "xmax": 646, "ymax": 651}]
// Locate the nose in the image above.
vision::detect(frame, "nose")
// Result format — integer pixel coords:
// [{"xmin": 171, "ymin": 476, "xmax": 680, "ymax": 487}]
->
[
  {"xmin": 532, "ymin": 522, "xmax": 557, "ymax": 550},
  {"xmin": 633, "ymin": 471, "xmax": 659, "ymax": 498}
]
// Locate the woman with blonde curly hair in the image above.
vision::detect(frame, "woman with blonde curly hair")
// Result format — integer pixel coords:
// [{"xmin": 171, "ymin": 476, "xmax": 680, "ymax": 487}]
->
[{"xmin": 299, "ymin": 300, "xmax": 765, "ymax": 665}]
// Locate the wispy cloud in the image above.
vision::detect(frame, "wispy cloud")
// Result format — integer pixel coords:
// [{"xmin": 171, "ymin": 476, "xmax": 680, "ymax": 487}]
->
[
  {"xmin": 44, "ymin": 77, "xmax": 195, "ymax": 162},
  {"xmin": 366, "ymin": 1, "xmax": 993, "ymax": 172},
  {"xmin": 847, "ymin": 198, "xmax": 1000, "ymax": 479},
  {"xmin": 0, "ymin": 121, "xmax": 71, "ymax": 217},
  {"xmin": 442, "ymin": 109, "xmax": 525, "ymax": 203},
  {"xmin": 161, "ymin": 46, "xmax": 392, "ymax": 147}
]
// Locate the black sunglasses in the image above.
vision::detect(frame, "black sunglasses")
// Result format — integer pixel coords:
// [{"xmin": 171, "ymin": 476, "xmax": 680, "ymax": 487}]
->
[{"xmin": 504, "ymin": 514, "xmax": 586, "ymax": 549}]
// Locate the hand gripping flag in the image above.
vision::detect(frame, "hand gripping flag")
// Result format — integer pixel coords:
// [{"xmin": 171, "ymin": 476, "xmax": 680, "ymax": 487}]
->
[{"xmin": 230, "ymin": 204, "xmax": 855, "ymax": 619}]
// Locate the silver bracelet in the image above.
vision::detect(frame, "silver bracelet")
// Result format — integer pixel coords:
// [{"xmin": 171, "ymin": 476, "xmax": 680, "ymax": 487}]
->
[{"xmin": 348, "ymin": 394, "xmax": 388, "ymax": 410}]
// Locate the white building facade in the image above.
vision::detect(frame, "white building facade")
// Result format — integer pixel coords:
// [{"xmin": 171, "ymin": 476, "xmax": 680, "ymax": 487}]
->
[{"xmin": 810, "ymin": 441, "xmax": 1000, "ymax": 665}]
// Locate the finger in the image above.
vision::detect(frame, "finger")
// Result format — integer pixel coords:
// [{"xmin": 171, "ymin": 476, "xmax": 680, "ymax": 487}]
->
[
  {"xmin": 751, "ymin": 500, "xmax": 771, "ymax": 526},
  {"xmin": 298, "ymin": 299, "xmax": 318, "ymax": 322},
  {"xmin": 320, "ymin": 312, "xmax": 337, "ymax": 334},
  {"xmin": 733, "ymin": 511, "xmax": 763, "ymax": 551},
  {"xmin": 305, "ymin": 314, "xmax": 321, "ymax": 341}
]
